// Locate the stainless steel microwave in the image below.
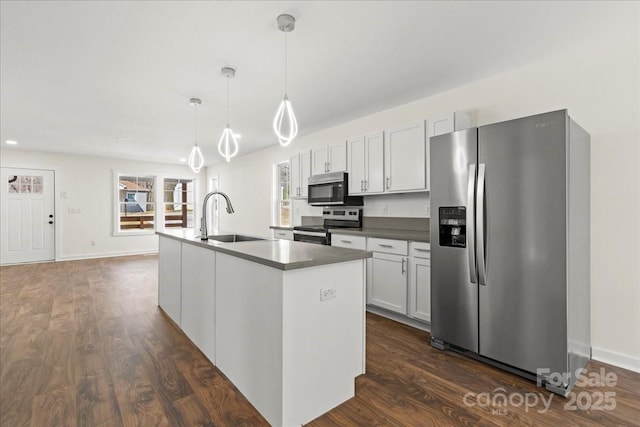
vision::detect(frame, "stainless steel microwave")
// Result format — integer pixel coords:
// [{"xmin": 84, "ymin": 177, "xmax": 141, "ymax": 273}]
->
[{"xmin": 307, "ymin": 172, "xmax": 363, "ymax": 206}]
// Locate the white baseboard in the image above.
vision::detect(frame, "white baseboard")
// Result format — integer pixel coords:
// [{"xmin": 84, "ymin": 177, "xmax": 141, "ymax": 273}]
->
[
  {"xmin": 591, "ymin": 347, "xmax": 640, "ymax": 373},
  {"xmin": 366, "ymin": 305, "xmax": 431, "ymax": 333},
  {"xmin": 56, "ymin": 249, "xmax": 158, "ymax": 262}
]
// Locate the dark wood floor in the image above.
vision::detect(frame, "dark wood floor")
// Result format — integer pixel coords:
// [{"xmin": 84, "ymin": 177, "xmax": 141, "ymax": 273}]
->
[{"xmin": 1, "ymin": 255, "xmax": 638, "ymax": 426}]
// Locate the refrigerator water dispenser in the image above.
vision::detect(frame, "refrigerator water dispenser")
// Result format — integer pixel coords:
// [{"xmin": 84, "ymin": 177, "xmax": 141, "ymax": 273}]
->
[{"xmin": 439, "ymin": 207, "xmax": 466, "ymax": 247}]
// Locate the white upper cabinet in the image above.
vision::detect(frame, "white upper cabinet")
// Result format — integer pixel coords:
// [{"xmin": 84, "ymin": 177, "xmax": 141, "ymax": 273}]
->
[
  {"xmin": 384, "ymin": 120, "xmax": 426, "ymax": 192},
  {"xmin": 300, "ymin": 150, "xmax": 311, "ymax": 198},
  {"xmin": 429, "ymin": 112, "xmax": 471, "ymax": 137},
  {"xmin": 366, "ymin": 132, "xmax": 385, "ymax": 193},
  {"xmin": 290, "ymin": 149, "xmax": 311, "ymax": 199},
  {"xmin": 347, "ymin": 131, "xmax": 384, "ymax": 195},
  {"xmin": 312, "ymin": 142, "xmax": 347, "ymax": 175},
  {"xmin": 347, "ymin": 135, "xmax": 365, "ymax": 194}
]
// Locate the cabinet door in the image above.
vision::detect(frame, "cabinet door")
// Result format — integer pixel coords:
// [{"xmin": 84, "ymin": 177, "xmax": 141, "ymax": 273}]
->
[
  {"xmin": 408, "ymin": 256, "xmax": 431, "ymax": 322},
  {"xmin": 384, "ymin": 120, "xmax": 426, "ymax": 192},
  {"xmin": 347, "ymin": 136, "xmax": 366, "ymax": 195},
  {"xmin": 289, "ymin": 153, "xmax": 302, "ymax": 198},
  {"xmin": 158, "ymin": 236, "xmax": 182, "ymax": 326},
  {"xmin": 328, "ymin": 142, "xmax": 347, "ymax": 172},
  {"xmin": 429, "ymin": 112, "xmax": 471, "ymax": 137},
  {"xmin": 365, "ymin": 131, "xmax": 385, "ymax": 193},
  {"xmin": 300, "ymin": 150, "xmax": 311, "ymax": 198},
  {"xmin": 429, "ymin": 113, "xmax": 455, "ymax": 137},
  {"xmin": 181, "ymin": 244, "xmax": 216, "ymax": 363},
  {"xmin": 368, "ymin": 252, "xmax": 407, "ymax": 314},
  {"xmin": 312, "ymin": 146, "xmax": 328, "ymax": 175}
]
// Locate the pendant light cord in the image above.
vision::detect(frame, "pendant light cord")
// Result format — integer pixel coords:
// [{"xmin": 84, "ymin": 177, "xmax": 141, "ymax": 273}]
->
[
  {"xmin": 226, "ymin": 76, "xmax": 230, "ymax": 125},
  {"xmin": 194, "ymin": 102, "xmax": 198, "ymax": 146},
  {"xmin": 284, "ymin": 31, "xmax": 288, "ymax": 96}
]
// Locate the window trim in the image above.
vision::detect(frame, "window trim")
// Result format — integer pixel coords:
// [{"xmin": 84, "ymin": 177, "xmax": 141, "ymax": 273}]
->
[{"xmin": 113, "ymin": 171, "xmax": 199, "ymax": 236}]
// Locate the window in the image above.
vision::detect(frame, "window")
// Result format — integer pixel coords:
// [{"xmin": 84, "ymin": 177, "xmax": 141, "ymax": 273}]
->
[
  {"xmin": 274, "ymin": 161, "xmax": 291, "ymax": 227},
  {"xmin": 114, "ymin": 173, "xmax": 196, "ymax": 235},
  {"xmin": 163, "ymin": 178, "xmax": 195, "ymax": 229},
  {"xmin": 117, "ymin": 175, "xmax": 156, "ymax": 232}
]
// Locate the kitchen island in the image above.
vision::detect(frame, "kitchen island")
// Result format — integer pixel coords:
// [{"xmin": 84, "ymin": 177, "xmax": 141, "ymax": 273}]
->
[{"xmin": 156, "ymin": 229, "xmax": 371, "ymax": 427}]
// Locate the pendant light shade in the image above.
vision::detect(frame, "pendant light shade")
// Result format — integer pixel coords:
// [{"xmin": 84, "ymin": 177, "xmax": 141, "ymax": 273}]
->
[
  {"xmin": 218, "ymin": 67, "xmax": 240, "ymax": 162},
  {"xmin": 188, "ymin": 98, "xmax": 204, "ymax": 173},
  {"xmin": 274, "ymin": 14, "xmax": 298, "ymax": 146},
  {"xmin": 273, "ymin": 95, "xmax": 298, "ymax": 147},
  {"xmin": 218, "ymin": 126, "xmax": 239, "ymax": 162}
]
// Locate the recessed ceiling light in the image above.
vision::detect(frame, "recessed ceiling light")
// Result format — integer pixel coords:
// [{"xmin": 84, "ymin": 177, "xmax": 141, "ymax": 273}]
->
[
  {"xmin": 115, "ymin": 137, "xmax": 126, "ymax": 142},
  {"xmin": 5, "ymin": 140, "xmax": 18, "ymax": 145},
  {"xmin": 179, "ymin": 158, "xmax": 187, "ymax": 162}
]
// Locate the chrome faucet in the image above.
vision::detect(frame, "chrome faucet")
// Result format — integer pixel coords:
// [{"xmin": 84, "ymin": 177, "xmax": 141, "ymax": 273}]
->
[{"xmin": 200, "ymin": 191, "xmax": 234, "ymax": 240}]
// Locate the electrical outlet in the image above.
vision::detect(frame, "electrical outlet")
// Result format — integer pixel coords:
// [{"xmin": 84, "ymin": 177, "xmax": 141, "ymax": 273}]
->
[
  {"xmin": 320, "ymin": 287, "xmax": 336, "ymax": 301},
  {"xmin": 425, "ymin": 204, "xmax": 431, "ymax": 216},
  {"xmin": 90, "ymin": 240, "xmax": 97, "ymax": 246},
  {"xmin": 382, "ymin": 204, "xmax": 389, "ymax": 215}
]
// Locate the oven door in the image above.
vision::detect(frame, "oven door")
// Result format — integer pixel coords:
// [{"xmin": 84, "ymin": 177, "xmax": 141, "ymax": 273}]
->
[
  {"xmin": 308, "ymin": 181, "xmax": 345, "ymax": 206},
  {"xmin": 293, "ymin": 230, "xmax": 329, "ymax": 245}
]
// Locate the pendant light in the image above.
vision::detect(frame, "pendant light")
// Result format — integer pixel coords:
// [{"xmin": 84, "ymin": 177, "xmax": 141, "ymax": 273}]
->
[
  {"xmin": 273, "ymin": 14, "xmax": 298, "ymax": 147},
  {"xmin": 187, "ymin": 98, "xmax": 204, "ymax": 173},
  {"xmin": 218, "ymin": 67, "xmax": 240, "ymax": 162}
]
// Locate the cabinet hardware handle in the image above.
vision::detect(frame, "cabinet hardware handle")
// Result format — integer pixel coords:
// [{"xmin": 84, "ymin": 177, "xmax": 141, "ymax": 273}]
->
[
  {"xmin": 386, "ymin": 177, "xmax": 390, "ymax": 189},
  {"xmin": 48, "ymin": 221, "xmax": 54, "ymax": 224},
  {"xmin": 341, "ymin": 240, "xmax": 352, "ymax": 243},
  {"xmin": 364, "ymin": 179, "xmax": 368, "ymax": 191},
  {"xmin": 361, "ymin": 179, "xmax": 364, "ymax": 192},
  {"xmin": 379, "ymin": 244, "xmax": 393, "ymax": 248},
  {"xmin": 401, "ymin": 258, "xmax": 406, "ymax": 274},
  {"xmin": 414, "ymin": 248, "xmax": 429, "ymax": 252}
]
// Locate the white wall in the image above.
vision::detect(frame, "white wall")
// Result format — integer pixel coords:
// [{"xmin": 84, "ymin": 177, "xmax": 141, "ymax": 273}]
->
[
  {"xmin": 0, "ymin": 149, "xmax": 206, "ymax": 260},
  {"xmin": 208, "ymin": 35, "xmax": 640, "ymax": 369}
]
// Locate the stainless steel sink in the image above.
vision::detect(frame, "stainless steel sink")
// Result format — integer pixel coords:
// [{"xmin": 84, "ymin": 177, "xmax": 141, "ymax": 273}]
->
[{"xmin": 203, "ymin": 234, "xmax": 264, "ymax": 243}]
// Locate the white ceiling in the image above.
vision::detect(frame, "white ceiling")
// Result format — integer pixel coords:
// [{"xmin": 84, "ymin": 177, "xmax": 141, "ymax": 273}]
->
[{"xmin": 1, "ymin": 1, "xmax": 637, "ymax": 166}]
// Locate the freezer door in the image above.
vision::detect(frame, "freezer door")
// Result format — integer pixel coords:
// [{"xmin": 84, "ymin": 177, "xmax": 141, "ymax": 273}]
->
[
  {"xmin": 477, "ymin": 110, "xmax": 568, "ymax": 376},
  {"xmin": 430, "ymin": 128, "xmax": 478, "ymax": 353}
]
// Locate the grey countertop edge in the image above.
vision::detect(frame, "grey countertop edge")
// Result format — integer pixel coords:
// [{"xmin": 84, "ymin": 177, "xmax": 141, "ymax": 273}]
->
[
  {"xmin": 213, "ymin": 245, "xmax": 372, "ymax": 271},
  {"xmin": 328, "ymin": 228, "xmax": 430, "ymax": 243},
  {"xmin": 156, "ymin": 230, "xmax": 371, "ymax": 271}
]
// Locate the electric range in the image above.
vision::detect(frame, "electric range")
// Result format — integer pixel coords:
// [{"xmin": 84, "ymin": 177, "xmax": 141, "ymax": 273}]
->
[{"xmin": 292, "ymin": 208, "xmax": 362, "ymax": 245}]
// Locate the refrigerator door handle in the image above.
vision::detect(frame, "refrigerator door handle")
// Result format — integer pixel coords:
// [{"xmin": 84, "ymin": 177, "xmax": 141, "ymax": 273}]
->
[
  {"xmin": 467, "ymin": 164, "xmax": 477, "ymax": 283},
  {"xmin": 477, "ymin": 163, "xmax": 487, "ymax": 285}
]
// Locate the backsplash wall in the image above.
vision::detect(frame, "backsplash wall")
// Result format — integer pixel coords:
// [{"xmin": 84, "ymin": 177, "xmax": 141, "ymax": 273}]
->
[{"xmin": 291, "ymin": 192, "xmax": 429, "ymax": 226}]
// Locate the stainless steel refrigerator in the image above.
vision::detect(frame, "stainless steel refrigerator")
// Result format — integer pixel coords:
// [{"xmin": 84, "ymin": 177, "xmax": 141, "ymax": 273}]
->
[{"xmin": 430, "ymin": 109, "xmax": 591, "ymax": 396}]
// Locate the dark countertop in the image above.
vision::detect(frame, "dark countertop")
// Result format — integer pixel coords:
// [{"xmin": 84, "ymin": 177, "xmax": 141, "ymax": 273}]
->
[
  {"xmin": 328, "ymin": 227, "xmax": 430, "ymax": 243},
  {"xmin": 269, "ymin": 225, "xmax": 294, "ymax": 230},
  {"xmin": 157, "ymin": 229, "xmax": 371, "ymax": 271}
]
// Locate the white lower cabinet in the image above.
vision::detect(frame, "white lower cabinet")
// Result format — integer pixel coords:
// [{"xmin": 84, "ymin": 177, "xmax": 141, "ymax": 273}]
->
[
  {"xmin": 158, "ymin": 236, "xmax": 182, "ymax": 326},
  {"xmin": 408, "ymin": 242, "xmax": 431, "ymax": 322},
  {"xmin": 331, "ymin": 234, "xmax": 366, "ymax": 250},
  {"xmin": 272, "ymin": 229, "xmax": 293, "ymax": 241},
  {"xmin": 181, "ymin": 243, "xmax": 216, "ymax": 364},
  {"xmin": 367, "ymin": 238, "xmax": 408, "ymax": 314}
]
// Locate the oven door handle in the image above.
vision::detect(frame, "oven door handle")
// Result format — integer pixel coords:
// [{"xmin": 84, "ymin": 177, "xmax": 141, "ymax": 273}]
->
[{"xmin": 293, "ymin": 230, "xmax": 327, "ymax": 237}]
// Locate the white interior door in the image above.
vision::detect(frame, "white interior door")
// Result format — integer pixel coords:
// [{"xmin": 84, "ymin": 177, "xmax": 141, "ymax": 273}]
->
[{"xmin": 1, "ymin": 168, "xmax": 55, "ymax": 264}]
